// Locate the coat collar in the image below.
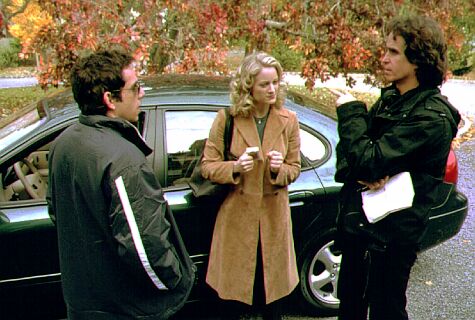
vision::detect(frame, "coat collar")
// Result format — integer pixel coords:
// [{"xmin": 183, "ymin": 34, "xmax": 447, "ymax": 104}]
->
[
  {"xmin": 79, "ymin": 114, "xmax": 153, "ymax": 156},
  {"xmin": 376, "ymin": 86, "xmax": 440, "ymax": 118},
  {"xmin": 233, "ymin": 107, "xmax": 290, "ymax": 155}
]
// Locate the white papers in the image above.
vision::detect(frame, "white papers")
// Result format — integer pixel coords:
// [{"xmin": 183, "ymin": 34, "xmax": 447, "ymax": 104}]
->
[{"xmin": 361, "ymin": 172, "xmax": 414, "ymax": 224}]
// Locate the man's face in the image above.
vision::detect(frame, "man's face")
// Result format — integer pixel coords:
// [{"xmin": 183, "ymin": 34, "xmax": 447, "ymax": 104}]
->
[
  {"xmin": 381, "ymin": 32, "xmax": 418, "ymax": 93},
  {"xmin": 111, "ymin": 65, "xmax": 144, "ymax": 122}
]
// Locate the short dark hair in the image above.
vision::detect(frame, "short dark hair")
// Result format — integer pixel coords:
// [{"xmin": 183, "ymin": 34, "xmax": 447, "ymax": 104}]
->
[
  {"xmin": 70, "ymin": 49, "xmax": 134, "ymax": 115},
  {"xmin": 386, "ymin": 15, "xmax": 447, "ymax": 87}
]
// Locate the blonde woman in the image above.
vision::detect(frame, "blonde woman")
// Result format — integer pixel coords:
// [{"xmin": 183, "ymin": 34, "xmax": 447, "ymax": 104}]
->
[{"xmin": 202, "ymin": 52, "xmax": 301, "ymax": 320}]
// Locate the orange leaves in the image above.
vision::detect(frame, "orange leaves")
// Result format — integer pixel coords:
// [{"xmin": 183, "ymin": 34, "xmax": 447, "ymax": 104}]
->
[
  {"xmin": 5, "ymin": 0, "xmax": 473, "ymax": 89},
  {"xmin": 166, "ymin": 46, "xmax": 229, "ymax": 75},
  {"xmin": 342, "ymin": 39, "xmax": 373, "ymax": 69},
  {"xmin": 9, "ymin": 1, "xmax": 52, "ymax": 48}
]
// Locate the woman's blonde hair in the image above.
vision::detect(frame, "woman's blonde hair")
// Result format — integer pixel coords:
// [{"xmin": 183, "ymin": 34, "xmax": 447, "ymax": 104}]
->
[{"xmin": 230, "ymin": 52, "xmax": 286, "ymax": 117}]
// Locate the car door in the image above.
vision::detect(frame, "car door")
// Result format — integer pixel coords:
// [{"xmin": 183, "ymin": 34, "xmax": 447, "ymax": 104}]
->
[
  {"xmin": 0, "ymin": 136, "xmax": 66, "ymax": 317},
  {"xmin": 0, "ymin": 110, "xmax": 151, "ymax": 317},
  {"xmin": 152, "ymin": 107, "xmax": 324, "ymax": 296},
  {"xmin": 153, "ymin": 108, "xmax": 219, "ymax": 295}
]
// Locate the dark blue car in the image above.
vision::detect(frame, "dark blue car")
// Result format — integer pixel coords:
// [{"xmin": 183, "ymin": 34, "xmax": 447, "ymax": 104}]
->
[{"xmin": 0, "ymin": 75, "xmax": 468, "ymax": 318}]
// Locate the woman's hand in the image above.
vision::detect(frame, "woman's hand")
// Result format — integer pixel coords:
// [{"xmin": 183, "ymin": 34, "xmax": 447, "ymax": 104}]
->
[
  {"xmin": 233, "ymin": 152, "xmax": 255, "ymax": 173},
  {"xmin": 267, "ymin": 150, "xmax": 283, "ymax": 173}
]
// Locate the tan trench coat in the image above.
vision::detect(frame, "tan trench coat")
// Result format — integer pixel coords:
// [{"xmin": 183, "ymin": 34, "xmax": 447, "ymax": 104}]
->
[{"xmin": 202, "ymin": 106, "xmax": 301, "ymax": 305}]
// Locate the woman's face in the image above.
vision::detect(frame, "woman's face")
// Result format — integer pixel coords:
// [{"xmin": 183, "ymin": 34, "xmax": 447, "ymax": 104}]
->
[{"xmin": 251, "ymin": 67, "xmax": 279, "ymax": 108}]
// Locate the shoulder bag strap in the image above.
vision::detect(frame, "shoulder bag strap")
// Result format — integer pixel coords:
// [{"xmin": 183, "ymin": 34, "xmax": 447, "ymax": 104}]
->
[{"xmin": 223, "ymin": 108, "xmax": 234, "ymax": 161}]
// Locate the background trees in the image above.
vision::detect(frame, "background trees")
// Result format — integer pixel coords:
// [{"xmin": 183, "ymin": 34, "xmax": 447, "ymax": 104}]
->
[
  {"xmin": 0, "ymin": 0, "xmax": 32, "ymax": 38},
  {"xmin": 2, "ymin": 0, "xmax": 474, "ymax": 88}
]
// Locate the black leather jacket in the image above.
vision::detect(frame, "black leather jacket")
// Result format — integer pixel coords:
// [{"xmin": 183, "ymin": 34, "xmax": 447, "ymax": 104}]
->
[
  {"xmin": 47, "ymin": 115, "xmax": 194, "ymax": 319},
  {"xmin": 335, "ymin": 86, "xmax": 461, "ymax": 245}
]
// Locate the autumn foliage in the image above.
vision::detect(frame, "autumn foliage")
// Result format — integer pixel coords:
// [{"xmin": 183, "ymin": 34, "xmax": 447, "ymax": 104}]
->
[{"xmin": 4, "ymin": 0, "xmax": 474, "ymax": 89}]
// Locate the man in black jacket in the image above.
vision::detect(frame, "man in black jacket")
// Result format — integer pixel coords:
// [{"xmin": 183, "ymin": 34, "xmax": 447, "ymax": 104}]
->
[
  {"xmin": 334, "ymin": 15, "xmax": 461, "ymax": 320},
  {"xmin": 47, "ymin": 49, "xmax": 194, "ymax": 319}
]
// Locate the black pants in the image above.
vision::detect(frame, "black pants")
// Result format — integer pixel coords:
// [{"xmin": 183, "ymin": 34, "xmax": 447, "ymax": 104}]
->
[
  {"xmin": 254, "ymin": 238, "xmax": 282, "ymax": 319},
  {"xmin": 337, "ymin": 232, "xmax": 417, "ymax": 320},
  {"xmin": 218, "ymin": 238, "xmax": 281, "ymax": 319}
]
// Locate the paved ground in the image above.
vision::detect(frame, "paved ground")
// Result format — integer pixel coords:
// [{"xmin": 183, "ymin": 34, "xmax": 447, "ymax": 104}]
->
[{"xmin": 0, "ymin": 77, "xmax": 38, "ymax": 89}]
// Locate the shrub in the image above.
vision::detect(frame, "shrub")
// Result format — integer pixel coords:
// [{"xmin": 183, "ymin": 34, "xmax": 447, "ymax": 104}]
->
[
  {"xmin": 269, "ymin": 32, "xmax": 304, "ymax": 72},
  {"xmin": 0, "ymin": 38, "xmax": 22, "ymax": 69}
]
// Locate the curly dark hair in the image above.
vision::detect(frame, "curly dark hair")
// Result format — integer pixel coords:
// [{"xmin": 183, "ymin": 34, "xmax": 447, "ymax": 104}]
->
[
  {"xmin": 386, "ymin": 15, "xmax": 447, "ymax": 87},
  {"xmin": 70, "ymin": 49, "xmax": 135, "ymax": 115}
]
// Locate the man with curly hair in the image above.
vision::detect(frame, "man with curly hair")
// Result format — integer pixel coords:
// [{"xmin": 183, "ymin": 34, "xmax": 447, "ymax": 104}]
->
[{"xmin": 334, "ymin": 15, "xmax": 461, "ymax": 320}]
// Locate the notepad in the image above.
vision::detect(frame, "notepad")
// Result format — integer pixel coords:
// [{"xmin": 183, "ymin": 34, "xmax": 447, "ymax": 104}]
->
[{"xmin": 361, "ymin": 172, "xmax": 415, "ymax": 224}]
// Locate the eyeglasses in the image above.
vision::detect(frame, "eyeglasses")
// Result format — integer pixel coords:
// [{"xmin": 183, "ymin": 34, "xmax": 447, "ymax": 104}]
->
[{"xmin": 111, "ymin": 81, "xmax": 143, "ymax": 95}]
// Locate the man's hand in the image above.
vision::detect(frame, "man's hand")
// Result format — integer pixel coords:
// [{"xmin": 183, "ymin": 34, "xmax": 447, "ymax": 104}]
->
[
  {"xmin": 329, "ymin": 88, "xmax": 357, "ymax": 107},
  {"xmin": 358, "ymin": 176, "xmax": 389, "ymax": 191}
]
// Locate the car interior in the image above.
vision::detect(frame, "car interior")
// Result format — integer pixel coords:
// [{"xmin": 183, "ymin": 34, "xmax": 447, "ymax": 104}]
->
[
  {"xmin": 0, "ymin": 111, "xmax": 151, "ymax": 203},
  {"xmin": 1, "ymin": 148, "xmax": 50, "ymax": 202},
  {"xmin": 167, "ymin": 138, "xmax": 207, "ymax": 186}
]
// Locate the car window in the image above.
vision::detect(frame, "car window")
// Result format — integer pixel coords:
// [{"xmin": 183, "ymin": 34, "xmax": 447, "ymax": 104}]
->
[
  {"xmin": 0, "ymin": 108, "xmax": 46, "ymax": 153},
  {"xmin": 0, "ymin": 144, "xmax": 51, "ymax": 202},
  {"xmin": 300, "ymin": 128, "xmax": 327, "ymax": 164},
  {"xmin": 0, "ymin": 112, "xmax": 147, "ymax": 203},
  {"xmin": 164, "ymin": 110, "xmax": 329, "ymax": 187},
  {"xmin": 165, "ymin": 111, "xmax": 216, "ymax": 187}
]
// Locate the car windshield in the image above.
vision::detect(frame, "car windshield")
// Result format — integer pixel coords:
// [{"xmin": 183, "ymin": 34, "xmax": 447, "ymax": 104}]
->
[{"xmin": 0, "ymin": 108, "xmax": 46, "ymax": 152}]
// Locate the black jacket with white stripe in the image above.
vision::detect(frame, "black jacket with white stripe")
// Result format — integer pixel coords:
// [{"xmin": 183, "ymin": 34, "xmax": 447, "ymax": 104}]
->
[{"xmin": 47, "ymin": 114, "xmax": 194, "ymax": 320}]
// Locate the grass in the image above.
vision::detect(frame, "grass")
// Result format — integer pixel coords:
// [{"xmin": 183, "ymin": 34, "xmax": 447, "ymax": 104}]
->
[
  {"xmin": 0, "ymin": 66, "xmax": 37, "ymax": 78},
  {"xmin": 0, "ymin": 67, "xmax": 471, "ymax": 146},
  {"xmin": 0, "ymin": 84, "xmax": 379, "ymax": 124},
  {"xmin": 0, "ymin": 65, "xmax": 381, "ymax": 123},
  {"xmin": 0, "ymin": 86, "xmax": 63, "ymax": 121},
  {"xmin": 288, "ymin": 85, "xmax": 379, "ymax": 119},
  {"xmin": 3, "ymin": 64, "xmax": 472, "ymax": 123},
  {"xmin": 0, "ymin": 66, "xmax": 64, "ymax": 122},
  {"xmin": 10, "ymin": 64, "xmax": 474, "ymax": 123}
]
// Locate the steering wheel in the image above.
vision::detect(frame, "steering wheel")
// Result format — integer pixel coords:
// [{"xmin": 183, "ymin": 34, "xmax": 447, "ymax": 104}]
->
[{"xmin": 13, "ymin": 158, "xmax": 46, "ymax": 199}]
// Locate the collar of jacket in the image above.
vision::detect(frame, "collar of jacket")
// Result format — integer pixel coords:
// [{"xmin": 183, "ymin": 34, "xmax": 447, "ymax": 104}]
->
[
  {"xmin": 78, "ymin": 114, "xmax": 153, "ymax": 156},
  {"xmin": 233, "ymin": 106, "xmax": 290, "ymax": 152},
  {"xmin": 376, "ymin": 85, "xmax": 440, "ymax": 118}
]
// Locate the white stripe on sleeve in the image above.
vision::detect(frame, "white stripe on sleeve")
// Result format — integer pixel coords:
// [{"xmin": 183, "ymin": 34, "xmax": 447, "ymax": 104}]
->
[{"xmin": 115, "ymin": 176, "xmax": 168, "ymax": 290}]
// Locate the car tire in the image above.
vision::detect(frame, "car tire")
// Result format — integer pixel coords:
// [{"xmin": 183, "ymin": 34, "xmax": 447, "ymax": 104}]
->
[{"xmin": 298, "ymin": 231, "xmax": 341, "ymax": 316}]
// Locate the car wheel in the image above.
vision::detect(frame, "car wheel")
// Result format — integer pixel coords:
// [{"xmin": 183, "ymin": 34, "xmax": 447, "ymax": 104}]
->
[{"xmin": 299, "ymin": 233, "xmax": 341, "ymax": 316}]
